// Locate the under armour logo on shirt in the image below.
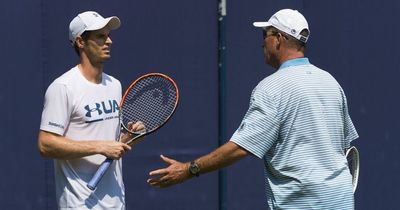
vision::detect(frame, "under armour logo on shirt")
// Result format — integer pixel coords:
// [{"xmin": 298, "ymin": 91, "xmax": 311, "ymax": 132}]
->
[{"xmin": 84, "ymin": 100, "xmax": 119, "ymax": 118}]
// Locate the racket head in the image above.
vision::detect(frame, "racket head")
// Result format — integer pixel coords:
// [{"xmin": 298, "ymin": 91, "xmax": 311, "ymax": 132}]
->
[
  {"xmin": 87, "ymin": 73, "xmax": 178, "ymax": 190},
  {"xmin": 119, "ymin": 73, "xmax": 179, "ymax": 138},
  {"xmin": 346, "ymin": 146, "xmax": 360, "ymax": 193}
]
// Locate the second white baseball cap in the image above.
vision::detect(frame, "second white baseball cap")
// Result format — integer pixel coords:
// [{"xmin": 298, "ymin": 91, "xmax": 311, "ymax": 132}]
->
[{"xmin": 253, "ymin": 9, "xmax": 309, "ymax": 43}]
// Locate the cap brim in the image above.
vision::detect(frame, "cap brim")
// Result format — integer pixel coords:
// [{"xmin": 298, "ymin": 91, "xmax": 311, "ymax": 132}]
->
[
  {"xmin": 106, "ymin": 16, "xmax": 121, "ymax": 30},
  {"xmin": 86, "ymin": 16, "xmax": 121, "ymax": 31},
  {"xmin": 253, "ymin": 22, "xmax": 272, "ymax": 28}
]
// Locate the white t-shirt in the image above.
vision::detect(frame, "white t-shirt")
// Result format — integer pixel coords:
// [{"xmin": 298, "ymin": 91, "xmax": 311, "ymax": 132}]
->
[{"xmin": 40, "ymin": 66, "xmax": 125, "ymax": 209}]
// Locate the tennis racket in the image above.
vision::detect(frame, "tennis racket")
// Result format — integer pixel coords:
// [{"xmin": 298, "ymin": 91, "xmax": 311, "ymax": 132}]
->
[
  {"xmin": 346, "ymin": 146, "xmax": 360, "ymax": 193},
  {"xmin": 87, "ymin": 73, "xmax": 179, "ymax": 190}
]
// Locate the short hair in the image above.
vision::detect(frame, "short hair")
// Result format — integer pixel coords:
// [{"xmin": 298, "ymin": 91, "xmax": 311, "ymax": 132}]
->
[
  {"xmin": 286, "ymin": 29, "xmax": 309, "ymax": 50},
  {"xmin": 73, "ymin": 31, "xmax": 91, "ymax": 55}
]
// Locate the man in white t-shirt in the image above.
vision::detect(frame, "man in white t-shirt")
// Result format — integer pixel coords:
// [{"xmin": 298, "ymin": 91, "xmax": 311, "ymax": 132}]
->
[{"xmin": 38, "ymin": 11, "xmax": 143, "ymax": 210}]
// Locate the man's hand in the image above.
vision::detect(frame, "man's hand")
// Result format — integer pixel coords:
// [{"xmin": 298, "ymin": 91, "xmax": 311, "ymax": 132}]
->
[
  {"xmin": 120, "ymin": 121, "xmax": 146, "ymax": 145},
  {"xmin": 147, "ymin": 155, "xmax": 192, "ymax": 188},
  {"xmin": 98, "ymin": 141, "xmax": 131, "ymax": 160}
]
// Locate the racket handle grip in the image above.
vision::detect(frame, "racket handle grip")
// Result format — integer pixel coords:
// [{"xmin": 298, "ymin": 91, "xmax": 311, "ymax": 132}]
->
[{"xmin": 87, "ymin": 158, "xmax": 113, "ymax": 190}]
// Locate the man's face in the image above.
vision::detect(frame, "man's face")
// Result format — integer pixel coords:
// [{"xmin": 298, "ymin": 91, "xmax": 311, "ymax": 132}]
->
[
  {"xmin": 83, "ymin": 27, "xmax": 113, "ymax": 63},
  {"xmin": 262, "ymin": 27, "xmax": 279, "ymax": 69}
]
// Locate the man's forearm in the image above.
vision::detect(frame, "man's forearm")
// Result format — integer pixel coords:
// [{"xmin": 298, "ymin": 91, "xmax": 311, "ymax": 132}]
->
[
  {"xmin": 38, "ymin": 130, "xmax": 103, "ymax": 159},
  {"xmin": 195, "ymin": 141, "xmax": 249, "ymax": 175}
]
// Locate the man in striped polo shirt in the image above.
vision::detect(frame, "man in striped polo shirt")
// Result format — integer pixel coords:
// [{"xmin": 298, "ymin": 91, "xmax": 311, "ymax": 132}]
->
[{"xmin": 148, "ymin": 8, "xmax": 359, "ymax": 209}]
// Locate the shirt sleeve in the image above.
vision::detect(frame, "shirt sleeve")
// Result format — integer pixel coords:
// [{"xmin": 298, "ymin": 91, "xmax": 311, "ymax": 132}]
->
[
  {"xmin": 230, "ymin": 86, "xmax": 280, "ymax": 159},
  {"xmin": 40, "ymin": 82, "xmax": 72, "ymax": 135}
]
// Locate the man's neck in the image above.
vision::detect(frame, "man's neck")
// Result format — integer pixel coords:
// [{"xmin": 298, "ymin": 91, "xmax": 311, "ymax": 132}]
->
[
  {"xmin": 278, "ymin": 50, "xmax": 305, "ymax": 68},
  {"xmin": 78, "ymin": 60, "xmax": 103, "ymax": 84}
]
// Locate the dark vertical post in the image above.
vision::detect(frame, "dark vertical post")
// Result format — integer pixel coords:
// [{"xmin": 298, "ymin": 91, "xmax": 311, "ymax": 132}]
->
[{"xmin": 217, "ymin": 0, "xmax": 227, "ymax": 210}]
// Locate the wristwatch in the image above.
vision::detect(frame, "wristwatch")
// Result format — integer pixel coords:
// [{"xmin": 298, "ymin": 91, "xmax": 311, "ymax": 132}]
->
[{"xmin": 189, "ymin": 161, "xmax": 200, "ymax": 177}]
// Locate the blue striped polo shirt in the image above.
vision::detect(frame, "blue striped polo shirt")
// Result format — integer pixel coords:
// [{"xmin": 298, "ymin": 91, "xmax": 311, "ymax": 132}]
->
[{"xmin": 231, "ymin": 58, "xmax": 359, "ymax": 209}]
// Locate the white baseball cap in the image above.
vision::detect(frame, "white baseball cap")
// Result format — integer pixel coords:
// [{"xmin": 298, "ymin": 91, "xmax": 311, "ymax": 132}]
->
[
  {"xmin": 69, "ymin": 11, "xmax": 121, "ymax": 44},
  {"xmin": 253, "ymin": 9, "xmax": 309, "ymax": 43}
]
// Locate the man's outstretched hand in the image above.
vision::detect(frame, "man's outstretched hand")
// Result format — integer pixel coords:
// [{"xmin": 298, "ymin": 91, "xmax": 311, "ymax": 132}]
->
[{"xmin": 147, "ymin": 155, "xmax": 192, "ymax": 188}]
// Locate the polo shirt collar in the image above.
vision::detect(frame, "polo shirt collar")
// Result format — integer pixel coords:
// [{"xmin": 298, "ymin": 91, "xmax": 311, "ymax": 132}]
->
[{"xmin": 279, "ymin": 58, "xmax": 310, "ymax": 70}]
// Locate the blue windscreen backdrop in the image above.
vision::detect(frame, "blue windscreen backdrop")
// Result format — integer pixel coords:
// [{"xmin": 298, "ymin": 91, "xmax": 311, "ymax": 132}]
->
[{"xmin": 0, "ymin": 0, "xmax": 398, "ymax": 209}]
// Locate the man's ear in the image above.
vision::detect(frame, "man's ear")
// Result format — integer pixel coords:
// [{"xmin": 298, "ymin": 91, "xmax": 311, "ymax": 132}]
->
[
  {"xmin": 75, "ymin": 37, "xmax": 85, "ymax": 48},
  {"xmin": 276, "ymin": 33, "xmax": 287, "ymax": 49},
  {"xmin": 276, "ymin": 33, "xmax": 286, "ymax": 43},
  {"xmin": 275, "ymin": 33, "xmax": 282, "ymax": 50}
]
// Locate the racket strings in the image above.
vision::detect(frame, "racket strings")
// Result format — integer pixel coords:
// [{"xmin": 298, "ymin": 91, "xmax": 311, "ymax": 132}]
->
[{"xmin": 121, "ymin": 76, "xmax": 177, "ymax": 133}]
